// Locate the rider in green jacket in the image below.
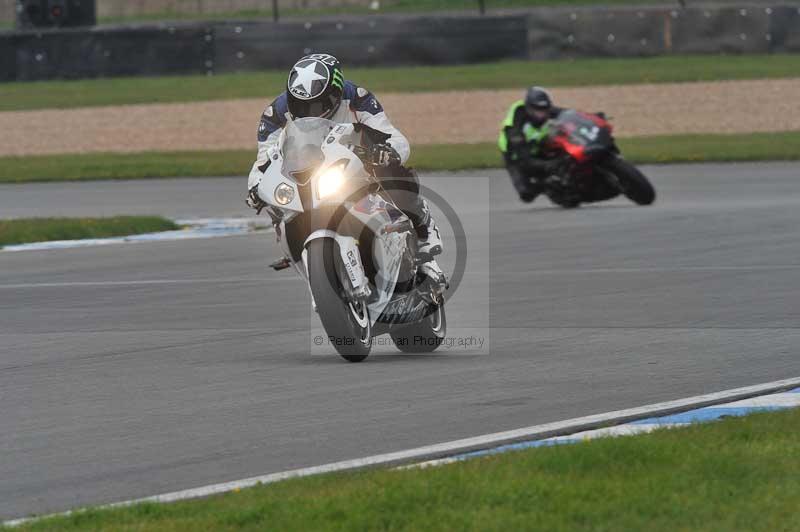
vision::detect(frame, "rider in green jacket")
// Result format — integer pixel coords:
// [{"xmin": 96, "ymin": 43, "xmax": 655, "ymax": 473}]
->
[{"xmin": 498, "ymin": 86, "xmax": 564, "ymax": 203}]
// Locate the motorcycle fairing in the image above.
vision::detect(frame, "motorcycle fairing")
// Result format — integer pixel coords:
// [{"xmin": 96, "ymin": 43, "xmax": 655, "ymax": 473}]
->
[
  {"xmin": 254, "ymin": 159, "xmax": 305, "ymax": 215},
  {"xmin": 548, "ymin": 109, "xmax": 615, "ymax": 163}
]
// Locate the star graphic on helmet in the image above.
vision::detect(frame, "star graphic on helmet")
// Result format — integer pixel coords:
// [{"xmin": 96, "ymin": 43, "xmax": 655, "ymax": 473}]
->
[{"xmin": 290, "ymin": 61, "xmax": 327, "ymax": 97}]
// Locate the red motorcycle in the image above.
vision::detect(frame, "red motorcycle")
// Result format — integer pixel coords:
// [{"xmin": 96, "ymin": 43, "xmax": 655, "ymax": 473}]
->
[{"xmin": 537, "ymin": 109, "xmax": 656, "ymax": 208}]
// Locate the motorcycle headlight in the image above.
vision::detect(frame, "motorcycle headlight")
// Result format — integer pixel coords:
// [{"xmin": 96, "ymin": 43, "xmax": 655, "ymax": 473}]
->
[
  {"xmin": 274, "ymin": 183, "xmax": 295, "ymax": 205},
  {"xmin": 317, "ymin": 167, "xmax": 345, "ymax": 199}
]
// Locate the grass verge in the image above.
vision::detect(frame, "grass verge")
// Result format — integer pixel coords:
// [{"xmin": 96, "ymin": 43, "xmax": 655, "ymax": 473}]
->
[
  {"xmin": 413, "ymin": 131, "xmax": 800, "ymax": 169},
  {"xmin": 10, "ymin": 407, "xmax": 800, "ymax": 531},
  {"xmin": 2, "ymin": 54, "xmax": 800, "ymax": 112},
  {"xmin": 0, "ymin": 151, "xmax": 253, "ymax": 184},
  {"xmin": 0, "ymin": 216, "xmax": 180, "ymax": 247},
  {"xmin": 1, "ymin": 131, "xmax": 798, "ymax": 184}
]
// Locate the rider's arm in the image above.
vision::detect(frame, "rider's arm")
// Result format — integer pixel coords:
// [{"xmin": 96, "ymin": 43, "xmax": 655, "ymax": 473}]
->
[
  {"xmin": 350, "ymin": 85, "xmax": 411, "ymax": 164},
  {"xmin": 498, "ymin": 101, "xmax": 527, "ymax": 158},
  {"xmin": 249, "ymin": 96, "xmax": 289, "ymax": 189}
]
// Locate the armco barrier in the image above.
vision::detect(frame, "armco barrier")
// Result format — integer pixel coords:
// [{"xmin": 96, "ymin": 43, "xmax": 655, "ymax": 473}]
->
[
  {"xmin": 0, "ymin": 33, "xmax": 16, "ymax": 80},
  {"xmin": 770, "ymin": 5, "xmax": 800, "ymax": 51},
  {"xmin": 527, "ymin": 8, "xmax": 668, "ymax": 59},
  {"xmin": 670, "ymin": 7, "xmax": 771, "ymax": 54},
  {"xmin": 0, "ymin": 4, "xmax": 798, "ymax": 82},
  {"xmin": 213, "ymin": 16, "xmax": 527, "ymax": 73},
  {"xmin": 4, "ymin": 24, "xmax": 213, "ymax": 81},
  {"xmin": 525, "ymin": 5, "xmax": 785, "ymax": 59}
]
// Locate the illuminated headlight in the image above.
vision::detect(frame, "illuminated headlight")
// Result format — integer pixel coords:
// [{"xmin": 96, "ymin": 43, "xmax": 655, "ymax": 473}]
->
[
  {"xmin": 274, "ymin": 183, "xmax": 295, "ymax": 205},
  {"xmin": 317, "ymin": 167, "xmax": 345, "ymax": 199}
]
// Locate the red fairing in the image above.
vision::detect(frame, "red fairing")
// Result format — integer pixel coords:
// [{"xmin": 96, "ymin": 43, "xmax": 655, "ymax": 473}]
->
[
  {"xmin": 553, "ymin": 136, "xmax": 588, "ymax": 162},
  {"xmin": 548, "ymin": 110, "xmax": 614, "ymax": 163},
  {"xmin": 581, "ymin": 111, "xmax": 613, "ymax": 133}
]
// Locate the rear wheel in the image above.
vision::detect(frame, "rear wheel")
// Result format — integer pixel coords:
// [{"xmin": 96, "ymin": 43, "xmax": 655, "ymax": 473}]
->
[
  {"xmin": 389, "ymin": 304, "xmax": 447, "ymax": 353},
  {"xmin": 307, "ymin": 238, "xmax": 371, "ymax": 362},
  {"xmin": 602, "ymin": 156, "xmax": 656, "ymax": 205}
]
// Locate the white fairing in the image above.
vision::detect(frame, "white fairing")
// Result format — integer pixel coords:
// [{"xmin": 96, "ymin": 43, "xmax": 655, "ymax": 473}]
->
[
  {"xmin": 367, "ymin": 207, "xmax": 407, "ymax": 319},
  {"xmin": 250, "ymin": 161, "xmax": 304, "ymax": 214}
]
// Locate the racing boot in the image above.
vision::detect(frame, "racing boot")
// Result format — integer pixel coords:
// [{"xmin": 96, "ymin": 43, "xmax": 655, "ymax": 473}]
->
[
  {"xmin": 418, "ymin": 257, "xmax": 449, "ymax": 303},
  {"xmin": 415, "ymin": 199, "xmax": 443, "ymax": 260}
]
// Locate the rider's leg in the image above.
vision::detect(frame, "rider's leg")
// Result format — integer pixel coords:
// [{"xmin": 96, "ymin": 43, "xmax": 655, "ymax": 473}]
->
[
  {"xmin": 376, "ymin": 166, "xmax": 442, "ymax": 257},
  {"xmin": 506, "ymin": 159, "xmax": 542, "ymax": 203}
]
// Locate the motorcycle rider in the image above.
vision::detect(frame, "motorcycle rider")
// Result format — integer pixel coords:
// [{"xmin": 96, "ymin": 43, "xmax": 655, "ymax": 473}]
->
[
  {"xmin": 498, "ymin": 86, "xmax": 565, "ymax": 203},
  {"xmin": 247, "ymin": 53, "xmax": 442, "ymax": 258}
]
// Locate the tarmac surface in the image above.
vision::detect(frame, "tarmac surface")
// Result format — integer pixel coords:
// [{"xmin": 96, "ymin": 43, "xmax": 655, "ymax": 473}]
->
[{"xmin": 2, "ymin": 162, "xmax": 799, "ymax": 519}]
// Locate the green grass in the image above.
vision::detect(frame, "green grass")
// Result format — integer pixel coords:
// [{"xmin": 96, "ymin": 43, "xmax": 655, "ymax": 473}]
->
[
  {"xmin": 0, "ymin": 151, "xmax": 254, "ymax": 184},
  {"xmin": 1, "ymin": 131, "xmax": 798, "ymax": 184},
  {"xmin": 0, "ymin": 216, "xmax": 180, "ymax": 247},
  {"xmin": 2, "ymin": 54, "xmax": 800, "ymax": 112},
  {"xmin": 11, "ymin": 407, "xmax": 800, "ymax": 531},
  {"xmin": 413, "ymin": 131, "xmax": 800, "ymax": 169}
]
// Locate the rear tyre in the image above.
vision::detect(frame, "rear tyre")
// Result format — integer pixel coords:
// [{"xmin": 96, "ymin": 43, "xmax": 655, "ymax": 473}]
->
[
  {"xmin": 307, "ymin": 238, "xmax": 372, "ymax": 362},
  {"xmin": 602, "ymin": 156, "xmax": 656, "ymax": 205},
  {"xmin": 389, "ymin": 304, "xmax": 447, "ymax": 353}
]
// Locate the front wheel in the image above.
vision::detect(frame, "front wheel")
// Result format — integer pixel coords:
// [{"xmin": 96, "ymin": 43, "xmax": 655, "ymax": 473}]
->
[
  {"xmin": 389, "ymin": 304, "xmax": 447, "ymax": 353},
  {"xmin": 307, "ymin": 238, "xmax": 372, "ymax": 362},
  {"xmin": 602, "ymin": 156, "xmax": 656, "ymax": 206}
]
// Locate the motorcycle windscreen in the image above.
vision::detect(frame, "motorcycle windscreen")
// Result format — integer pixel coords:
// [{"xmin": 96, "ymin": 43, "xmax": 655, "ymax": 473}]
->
[
  {"xmin": 551, "ymin": 110, "xmax": 613, "ymax": 157},
  {"xmin": 281, "ymin": 117, "xmax": 337, "ymax": 183}
]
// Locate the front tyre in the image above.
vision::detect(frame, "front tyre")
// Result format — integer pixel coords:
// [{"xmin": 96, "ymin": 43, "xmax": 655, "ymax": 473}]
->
[
  {"xmin": 307, "ymin": 238, "xmax": 372, "ymax": 362},
  {"xmin": 603, "ymin": 156, "xmax": 656, "ymax": 206},
  {"xmin": 389, "ymin": 304, "xmax": 447, "ymax": 353}
]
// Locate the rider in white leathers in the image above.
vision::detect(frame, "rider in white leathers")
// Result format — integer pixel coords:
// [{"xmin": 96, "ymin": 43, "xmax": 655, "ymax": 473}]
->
[{"xmin": 247, "ymin": 53, "xmax": 442, "ymax": 259}]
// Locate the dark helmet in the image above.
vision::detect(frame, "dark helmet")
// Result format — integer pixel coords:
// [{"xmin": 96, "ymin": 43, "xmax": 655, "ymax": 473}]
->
[
  {"xmin": 286, "ymin": 53, "xmax": 345, "ymax": 119},
  {"xmin": 525, "ymin": 86, "xmax": 552, "ymax": 111},
  {"xmin": 524, "ymin": 86, "xmax": 553, "ymax": 127}
]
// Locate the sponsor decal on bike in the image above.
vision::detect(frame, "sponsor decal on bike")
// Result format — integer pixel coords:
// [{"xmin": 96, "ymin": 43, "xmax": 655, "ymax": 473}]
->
[{"xmin": 353, "ymin": 194, "xmax": 389, "ymax": 215}]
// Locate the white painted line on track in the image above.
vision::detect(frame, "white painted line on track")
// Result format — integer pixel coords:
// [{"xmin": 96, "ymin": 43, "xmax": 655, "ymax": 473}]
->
[
  {"xmin": 471, "ymin": 265, "xmax": 800, "ymax": 276},
  {"xmin": 0, "ymin": 277, "xmax": 298, "ymax": 290},
  {"xmin": 6, "ymin": 376, "xmax": 800, "ymax": 527}
]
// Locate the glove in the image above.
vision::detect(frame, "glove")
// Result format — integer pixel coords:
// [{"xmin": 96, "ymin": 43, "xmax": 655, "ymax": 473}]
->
[
  {"xmin": 369, "ymin": 143, "xmax": 401, "ymax": 167},
  {"xmin": 246, "ymin": 185, "xmax": 267, "ymax": 214},
  {"xmin": 508, "ymin": 140, "xmax": 532, "ymax": 164}
]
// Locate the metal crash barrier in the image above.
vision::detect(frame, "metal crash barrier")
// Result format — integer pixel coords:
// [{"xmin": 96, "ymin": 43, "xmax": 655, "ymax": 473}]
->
[{"xmin": 0, "ymin": 4, "xmax": 798, "ymax": 82}]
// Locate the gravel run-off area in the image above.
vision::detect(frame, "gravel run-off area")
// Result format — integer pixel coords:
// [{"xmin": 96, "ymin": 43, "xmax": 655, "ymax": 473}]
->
[{"xmin": 2, "ymin": 79, "xmax": 799, "ymax": 157}]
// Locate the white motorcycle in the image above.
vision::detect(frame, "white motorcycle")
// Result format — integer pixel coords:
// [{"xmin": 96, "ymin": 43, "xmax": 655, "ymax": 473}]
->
[{"xmin": 250, "ymin": 117, "xmax": 448, "ymax": 362}]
